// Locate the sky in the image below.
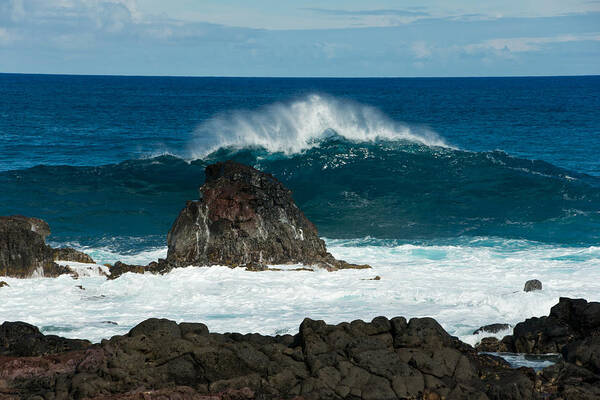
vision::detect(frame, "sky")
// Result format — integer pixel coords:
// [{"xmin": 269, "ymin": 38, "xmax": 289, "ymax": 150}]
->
[{"xmin": 0, "ymin": 0, "xmax": 599, "ymax": 77}]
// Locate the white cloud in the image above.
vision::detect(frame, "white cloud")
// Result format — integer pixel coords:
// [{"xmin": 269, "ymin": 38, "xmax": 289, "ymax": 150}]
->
[
  {"xmin": 465, "ymin": 33, "xmax": 600, "ymax": 54},
  {"xmin": 0, "ymin": 27, "xmax": 17, "ymax": 45},
  {"xmin": 411, "ymin": 41, "xmax": 432, "ymax": 59}
]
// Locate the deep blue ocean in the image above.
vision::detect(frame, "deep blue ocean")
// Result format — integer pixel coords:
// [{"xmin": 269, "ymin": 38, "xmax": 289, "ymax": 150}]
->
[{"xmin": 1, "ymin": 74, "xmax": 599, "ymax": 256}]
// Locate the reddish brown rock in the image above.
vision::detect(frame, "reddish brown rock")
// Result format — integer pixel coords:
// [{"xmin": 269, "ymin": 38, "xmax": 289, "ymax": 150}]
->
[{"xmin": 167, "ymin": 161, "xmax": 369, "ymax": 270}]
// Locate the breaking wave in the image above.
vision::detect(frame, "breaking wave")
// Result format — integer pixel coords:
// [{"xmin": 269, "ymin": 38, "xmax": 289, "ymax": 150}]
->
[{"xmin": 187, "ymin": 94, "xmax": 449, "ymax": 158}]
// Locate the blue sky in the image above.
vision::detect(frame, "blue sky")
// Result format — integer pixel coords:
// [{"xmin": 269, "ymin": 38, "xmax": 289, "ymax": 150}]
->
[{"xmin": 0, "ymin": 0, "xmax": 598, "ymax": 76}]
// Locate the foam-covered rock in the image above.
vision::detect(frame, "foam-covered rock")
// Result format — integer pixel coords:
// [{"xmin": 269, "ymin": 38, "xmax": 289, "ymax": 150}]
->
[{"xmin": 53, "ymin": 247, "xmax": 95, "ymax": 264}]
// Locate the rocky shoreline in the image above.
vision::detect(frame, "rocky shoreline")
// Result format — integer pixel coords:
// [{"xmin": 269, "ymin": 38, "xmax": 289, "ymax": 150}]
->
[
  {"xmin": 1, "ymin": 161, "xmax": 598, "ymax": 398},
  {"xmin": 1, "ymin": 161, "xmax": 367, "ymax": 280},
  {"xmin": 0, "ymin": 297, "xmax": 598, "ymax": 399}
]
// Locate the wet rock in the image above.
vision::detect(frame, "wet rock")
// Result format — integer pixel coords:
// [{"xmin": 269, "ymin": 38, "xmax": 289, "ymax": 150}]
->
[
  {"xmin": 167, "ymin": 161, "xmax": 369, "ymax": 271},
  {"xmin": 107, "ymin": 259, "xmax": 172, "ymax": 279},
  {"xmin": 475, "ymin": 336, "xmax": 515, "ymax": 353},
  {"xmin": 3, "ymin": 299, "xmax": 599, "ymax": 399},
  {"xmin": 0, "ymin": 314, "xmax": 541, "ymax": 400},
  {"xmin": 0, "ymin": 215, "xmax": 57, "ymax": 277},
  {"xmin": 361, "ymin": 275, "xmax": 381, "ymax": 281},
  {"xmin": 244, "ymin": 262, "xmax": 268, "ymax": 271},
  {"xmin": 0, "ymin": 321, "xmax": 90, "ymax": 357},
  {"xmin": 53, "ymin": 247, "xmax": 95, "ymax": 264},
  {"xmin": 562, "ymin": 336, "xmax": 600, "ymax": 374},
  {"xmin": 0, "ymin": 215, "xmax": 94, "ymax": 278},
  {"xmin": 0, "ymin": 280, "xmax": 8, "ymax": 288},
  {"xmin": 538, "ymin": 361, "xmax": 600, "ymax": 399},
  {"xmin": 473, "ymin": 323, "xmax": 510, "ymax": 335},
  {"xmin": 4, "ymin": 298, "xmax": 599, "ymax": 399},
  {"xmin": 511, "ymin": 297, "xmax": 600, "ymax": 354},
  {"xmin": 524, "ymin": 279, "xmax": 542, "ymax": 292},
  {"xmin": 107, "ymin": 261, "xmax": 146, "ymax": 279}
]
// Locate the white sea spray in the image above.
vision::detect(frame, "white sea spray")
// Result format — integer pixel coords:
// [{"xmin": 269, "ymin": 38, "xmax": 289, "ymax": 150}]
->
[
  {"xmin": 187, "ymin": 94, "xmax": 449, "ymax": 159},
  {"xmin": 1, "ymin": 238, "xmax": 598, "ymax": 346}
]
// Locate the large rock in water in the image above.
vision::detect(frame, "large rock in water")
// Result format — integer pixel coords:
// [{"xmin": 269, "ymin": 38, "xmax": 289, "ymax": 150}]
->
[
  {"xmin": 167, "ymin": 161, "xmax": 368, "ymax": 270},
  {"xmin": 0, "ymin": 215, "xmax": 94, "ymax": 278},
  {"xmin": 0, "ymin": 216, "xmax": 57, "ymax": 277}
]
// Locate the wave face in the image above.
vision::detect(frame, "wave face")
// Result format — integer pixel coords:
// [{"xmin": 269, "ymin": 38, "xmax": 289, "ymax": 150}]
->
[
  {"xmin": 187, "ymin": 94, "xmax": 448, "ymax": 158},
  {"xmin": 2, "ymin": 139, "xmax": 599, "ymax": 250}
]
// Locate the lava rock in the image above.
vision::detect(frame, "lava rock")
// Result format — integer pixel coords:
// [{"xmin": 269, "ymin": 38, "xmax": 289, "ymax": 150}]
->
[
  {"xmin": 562, "ymin": 336, "xmax": 600, "ymax": 374},
  {"xmin": 473, "ymin": 323, "xmax": 510, "ymax": 335},
  {"xmin": 0, "ymin": 215, "xmax": 94, "ymax": 278},
  {"xmin": 0, "ymin": 315, "xmax": 538, "ymax": 400},
  {"xmin": 474, "ymin": 336, "xmax": 515, "ymax": 353},
  {"xmin": 524, "ymin": 279, "xmax": 542, "ymax": 292},
  {"xmin": 107, "ymin": 259, "xmax": 173, "ymax": 279},
  {"xmin": 0, "ymin": 215, "xmax": 57, "ymax": 277},
  {"xmin": 0, "ymin": 321, "xmax": 90, "ymax": 357},
  {"xmin": 511, "ymin": 297, "xmax": 600, "ymax": 354},
  {"xmin": 53, "ymin": 247, "xmax": 95, "ymax": 264},
  {"xmin": 3, "ymin": 299, "xmax": 599, "ymax": 399},
  {"xmin": 166, "ymin": 161, "xmax": 369, "ymax": 270}
]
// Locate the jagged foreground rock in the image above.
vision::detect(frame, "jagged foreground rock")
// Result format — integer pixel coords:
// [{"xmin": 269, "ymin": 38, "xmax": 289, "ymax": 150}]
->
[
  {"xmin": 0, "ymin": 316, "xmax": 535, "ymax": 400},
  {"xmin": 166, "ymin": 161, "xmax": 369, "ymax": 271},
  {"xmin": 2, "ymin": 298, "xmax": 600, "ymax": 399},
  {"xmin": 0, "ymin": 215, "xmax": 94, "ymax": 278}
]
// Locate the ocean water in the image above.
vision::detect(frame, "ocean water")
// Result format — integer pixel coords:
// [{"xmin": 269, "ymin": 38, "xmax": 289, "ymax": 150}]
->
[{"xmin": 0, "ymin": 74, "xmax": 599, "ymax": 344}]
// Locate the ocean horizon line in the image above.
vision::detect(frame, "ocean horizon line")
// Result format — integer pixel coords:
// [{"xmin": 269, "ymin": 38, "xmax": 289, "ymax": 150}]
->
[{"xmin": 1, "ymin": 72, "xmax": 599, "ymax": 79}]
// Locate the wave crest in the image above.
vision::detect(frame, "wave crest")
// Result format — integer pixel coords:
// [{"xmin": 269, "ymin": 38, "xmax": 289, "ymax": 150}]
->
[{"xmin": 187, "ymin": 94, "xmax": 449, "ymax": 158}]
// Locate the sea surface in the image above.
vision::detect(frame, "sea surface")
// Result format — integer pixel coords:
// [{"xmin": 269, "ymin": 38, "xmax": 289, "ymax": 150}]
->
[{"xmin": 0, "ymin": 74, "xmax": 599, "ymax": 344}]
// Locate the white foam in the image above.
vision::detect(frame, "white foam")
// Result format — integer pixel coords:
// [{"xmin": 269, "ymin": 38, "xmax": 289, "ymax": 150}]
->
[
  {"xmin": 187, "ymin": 94, "xmax": 449, "ymax": 159},
  {"xmin": 53, "ymin": 243, "xmax": 168, "ymax": 266},
  {"xmin": 55, "ymin": 260, "xmax": 109, "ymax": 277},
  {"xmin": 1, "ymin": 238, "xmax": 598, "ymax": 345}
]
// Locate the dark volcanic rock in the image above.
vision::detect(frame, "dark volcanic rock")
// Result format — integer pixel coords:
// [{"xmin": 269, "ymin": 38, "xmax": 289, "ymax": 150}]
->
[
  {"xmin": 0, "ymin": 215, "xmax": 94, "ymax": 278},
  {"xmin": 166, "ymin": 161, "xmax": 369, "ymax": 270},
  {"xmin": 2, "ymin": 302, "xmax": 599, "ymax": 400},
  {"xmin": 107, "ymin": 259, "xmax": 172, "ymax": 279},
  {"xmin": 473, "ymin": 323, "xmax": 510, "ymax": 335},
  {"xmin": 475, "ymin": 336, "xmax": 515, "ymax": 353},
  {"xmin": 0, "ymin": 215, "xmax": 56, "ymax": 277},
  {"xmin": 524, "ymin": 279, "xmax": 542, "ymax": 292},
  {"xmin": 0, "ymin": 315, "xmax": 541, "ymax": 400},
  {"xmin": 0, "ymin": 321, "xmax": 90, "ymax": 357},
  {"xmin": 562, "ymin": 336, "xmax": 600, "ymax": 374},
  {"xmin": 507, "ymin": 297, "xmax": 600, "ymax": 354},
  {"xmin": 6, "ymin": 299, "xmax": 600, "ymax": 399},
  {"xmin": 53, "ymin": 247, "xmax": 95, "ymax": 264}
]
